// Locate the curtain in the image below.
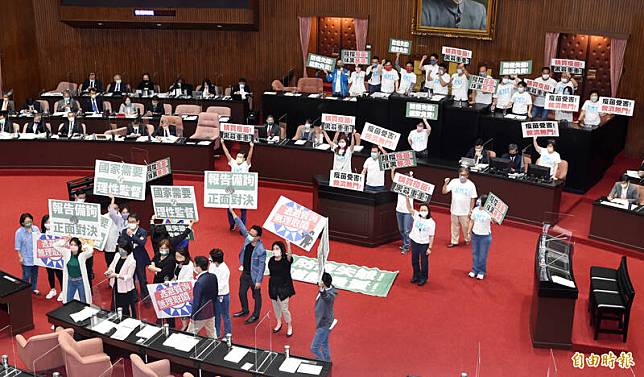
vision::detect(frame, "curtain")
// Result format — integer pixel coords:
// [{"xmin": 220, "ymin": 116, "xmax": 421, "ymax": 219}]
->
[
  {"xmin": 354, "ymin": 18, "xmax": 368, "ymax": 51},
  {"xmin": 298, "ymin": 16, "xmax": 312, "ymax": 78},
  {"xmin": 543, "ymin": 32, "xmax": 560, "ymax": 67},
  {"xmin": 610, "ymin": 38, "xmax": 627, "ymax": 97}
]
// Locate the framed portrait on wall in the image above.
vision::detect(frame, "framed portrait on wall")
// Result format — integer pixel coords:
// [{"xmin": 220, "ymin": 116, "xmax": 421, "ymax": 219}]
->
[{"xmin": 412, "ymin": 0, "xmax": 498, "ymax": 40}]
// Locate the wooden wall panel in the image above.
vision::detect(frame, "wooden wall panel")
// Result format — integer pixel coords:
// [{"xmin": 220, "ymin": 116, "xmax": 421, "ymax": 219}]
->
[{"xmin": 2, "ymin": 0, "xmax": 641, "ymax": 156}]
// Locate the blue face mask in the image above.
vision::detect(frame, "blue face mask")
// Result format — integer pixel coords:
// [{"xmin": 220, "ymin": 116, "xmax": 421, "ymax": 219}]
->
[
  {"xmin": 246, "ymin": 234, "xmax": 255, "ymax": 243},
  {"xmin": 476, "ymin": 199, "xmax": 482, "ymax": 207}
]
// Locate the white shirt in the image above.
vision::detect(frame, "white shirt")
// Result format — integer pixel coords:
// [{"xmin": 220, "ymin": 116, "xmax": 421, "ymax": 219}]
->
[
  {"xmin": 494, "ymin": 83, "xmax": 515, "ymax": 109},
  {"xmin": 511, "ymin": 92, "xmax": 532, "ymax": 114},
  {"xmin": 581, "ymin": 100, "xmax": 601, "ymax": 125},
  {"xmin": 367, "ymin": 64, "xmax": 381, "ymax": 85},
  {"xmin": 474, "ymin": 75, "xmax": 493, "ymax": 104},
  {"xmin": 532, "ymin": 77, "xmax": 557, "ymax": 107},
  {"xmin": 470, "ymin": 207, "xmax": 492, "ymax": 235},
  {"xmin": 446, "ymin": 179, "xmax": 477, "ymax": 216},
  {"xmin": 396, "ymin": 194, "xmax": 410, "ymax": 214},
  {"xmin": 409, "ymin": 211, "xmax": 436, "ymax": 245},
  {"xmin": 408, "ymin": 129, "xmax": 429, "ymax": 152},
  {"xmin": 380, "ymin": 69, "xmax": 399, "ymax": 94},
  {"xmin": 536, "ymin": 147, "xmax": 561, "ymax": 176},
  {"xmin": 333, "ymin": 74, "xmax": 342, "ymax": 94},
  {"xmin": 349, "ymin": 71, "xmax": 366, "ymax": 96},
  {"xmin": 176, "ymin": 261, "xmax": 194, "ymax": 282},
  {"xmin": 209, "ymin": 261, "xmax": 230, "ymax": 296},
  {"xmin": 362, "ymin": 157, "xmax": 384, "ymax": 187},
  {"xmin": 332, "ymin": 147, "xmax": 353, "ymax": 172},
  {"xmin": 451, "ymin": 73, "xmax": 469, "ymax": 101},
  {"xmin": 422, "ymin": 64, "xmax": 439, "ymax": 89},
  {"xmin": 433, "ymin": 73, "xmax": 450, "ymax": 95},
  {"xmin": 103, "ymin": 214, "xmax": 119, "ymax": 253},
  {"xmin": 398, "ymin": 69, "xmax": 417, "ymax": 94},
  {"xmin": 229, "ymin": 160, "xmax": 250, "ymax": 173},
  {"xmin": 554, "ymin": 81, "xmax": 574, "ymax": 94}
]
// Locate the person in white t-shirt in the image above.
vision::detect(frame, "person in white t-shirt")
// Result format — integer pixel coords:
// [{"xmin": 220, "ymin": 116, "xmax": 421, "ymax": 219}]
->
[
  {"xmin": 472, "ymin": 64, "xmax": 493, "ymax": 106},
  {"xmin": 432, "ymin": 63, "xmax": 451, "ymax": 95},
  {"xmin": 554, "ymin": 85, "xmax": 575, "ymax": 122},
  {"xmin": 325, "ymin": 130, "xmax": 355, "ymax": 172},
  {"xmin": 532, "ymin": 137, "xmax": 561, "ymax": 179},
  {"xmin": 442, "ymin": 167, "xmax": 478, "ymax": 247},
  {"xmin": 208, "ymin": 248, "xmax": 232, "ymax": 338},
  {"xmin": 530, "ymin": 67, "xmax": 558, "ymax": 119},
  {"xmin": 491, "ymin": 75, "xmax": 515, "ymax": 113},
  {"xmin": 348, "ymin": 65, "xmax": 367, "ymax": 97},
  {"xmin": 391, "ymin": 169, "xmax": 413, "ymax": 254},
  {"xmin": 450, "ymin": 63, "xmax": 469, "ymax": 102},
  {"xmin": 361, "ymin": 145, "xmax": 386, "ymax": 191},
  {"xmin": 578, "ymin": 90, "xmax": 604, "ymax": 126},
  {"xmin": 467, "ymin": 194, "xmax": 493, "ymax": 280},
  {"xmin": 419, "ymin": 53, "xmax": 440, "ymax": 93},
  {"xmin": 395, "ymin": 53, "xmax": 417, "ymax": 95},
  {"xmin": 222, "ymin": 140, "xmax": 254, "ymax": 229},
  {"xmin": 554, "ymin": 72, "xmax": 577, "ymax": 95},
  {"xmin": 380, "ymin": 60, "xmax": 399, "ymax": 94},
  {"xmin": 405, "ymin": 196, "xmax": 435, "ymax": 286},
  {"xmin": 407, "ymin": 119, "xmax": 432, "ymax": 158},
  {"xmin": 509, "ymin": 81, "xmax": 532, "ymax": 117}
]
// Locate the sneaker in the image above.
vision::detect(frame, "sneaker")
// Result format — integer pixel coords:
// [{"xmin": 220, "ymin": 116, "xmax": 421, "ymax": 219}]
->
[
  {"xmin": 33, "ymin": 290, "xmax": 40, "ymax": 295},
  {"xmin": 46, "ymin": 288, "xmax": 57, "ymax": 300},
  {"xmin": 401, "ymin": 249, "xmax": 408, "ymax": 254},
  {"xmin": 57, "ymin": 292, "xmax": 64, "ymax": 302},
  {"xmin": 399, "ymin": 245, "xmax": 404, "ymax": 250},
  {"xmin": 476, "ymin": 274, "xmax": 484, "ymax": 280},
  {"xmin": 468, "ymin": 272, "xmax": 476, "ymax": 278},
  {"xmin": 447, "ymin": 243, "xmax": 459, "ymax": 248}
]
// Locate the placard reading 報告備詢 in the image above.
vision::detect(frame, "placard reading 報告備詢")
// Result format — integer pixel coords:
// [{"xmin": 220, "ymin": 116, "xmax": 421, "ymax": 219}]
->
[
  {"xmin": 203, "ymin": 171, "xmax": 258, "ymax": 210},
  {"xmin": 47, "ymin": 199, "xmax": 103, "ymax": 240}
]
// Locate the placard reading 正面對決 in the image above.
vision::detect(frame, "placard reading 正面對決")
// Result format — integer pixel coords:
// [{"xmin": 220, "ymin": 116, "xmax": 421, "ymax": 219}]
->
[
  {"xmin": 151, "ymin": 186, "xmax": 199, "ymax": 221},
  {"xmin": 441, "ymin": 46, "xmax": 472, "ymax": 65},
  {"xmin": 32, "ymin": 233, "xmax": 65, "ymax": 270},
  {"xmin": 499, "ymin": 60, "xmax": 532, "ymax": 76},
  {"xmin": 203, "ymin": 171, "xmax": 258, "ymax": 209},
  {"xmin": 598, "ymin": 97, "xmax": 635, "ymax": 117},
  {"xmin": 521, "ymin": 121, "xmax": 559, "ymax": 138},
  {"xmin": 391, "ymin": 173, "xmax": 435, "ymax": 203},
  {"xmin": 263, "ymin": 196, "xmax": 327, "ymax": 252},
  {"xmin": 321, "ymin": 113, "xmax": 355, "ymax": 133},
  {"xmin": 361, "ymin": 122, "xmax": 400, "ymax": 150},
  {"xmin": 378, "ymin": 150, "xmax": 417, "ymax": 171},
  {"xmin": 220, "ymin": 123, "xmax": 254, "ymax": 143},
  {"xmin": 523, "ymin": 79, "xmax": 556, "ymax": 97},
  {"xmin": 147, "ymin": 157, "xmax": 172, "ymax": 182},
  {"xmin": 340, "ymin": 50, "xmax": 371, "ymax": 65},
  {"xmin": 551, "ymin": 58, "xmax": 585, "ymax": 75},
  {"xmin": 306, "ymin": 53, "xmax": 336, "ymax": 72},
  {"xmin": 93, "ymin": 160, "xmax": 147, "ymax": 201},
  {"xmin": 388, "ymin": 39, "xmax": 412, "ymax": 55},
  {"xmin": 148, "ymin": 280, "xmax": 194, "ymax": 319},
  {"xmin": 48, "ymin": 199, "xmax": 102, "ymax": 240},
  {"xmin": 405, "ymin": 102, "xmax": 439, "ymax": 120},
  {"xmin": 93, "ymin": 215, "xmax": 113, "ymax": 252},
  {"xmin": 468, "ymin": 75, "xmax": 498, "ymax": 94},
  {"xmin": 483, "ymin": 192, "xmax": 508, "ymax": 224},
  {"xmin": 329, "ymin": 170, "xmax": 364, "ymax": 192},
  {"xmin": 544, "ymin": 93, "xmax": 580, "ymax": 112}
]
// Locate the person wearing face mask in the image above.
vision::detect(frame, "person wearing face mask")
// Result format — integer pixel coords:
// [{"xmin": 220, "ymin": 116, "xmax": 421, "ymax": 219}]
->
[
  {"xmin": 23, "ymin": 113, "xmax": 49, "ymax": 134},
  {"xmin": 392, "ymin": 169, "xmax": 414, "ymax": 254},
  {"xmin": 136, "ymin": 73, "xmax": 156, "ymax": 93},
  {"xmin": 168, "ymin": 76, "xmax": 193, "ymax": 96},
  {"xmin": 126, "ymin": 117, "xmax": 147, "ymax": 136},
  {"xmin": 491, "ymin": 75, "xmax": 516, "ymax": 113},
  {"xmin": 198, "ymin": 78, "xmax": 216, "ymax": 97},
  {"xmin": 578, "ymin": 90, "xmax": 604, "ymax": 126},
  {"xmin": 607, "ymin": 174, "xmax": 640, "ymax": 205},
  {"xmin": 108, "ymin": 196, "xmax": 130, "ymax": 233},
  {"xmin": 73, "ymin": 190, "xmax": 94, "ymax": 285},
  {"xmin": 465, "ymin": 138, "xmax": 491, "ymax": 165},
  {"xmin": 82, "ymin": 88, "xmax": 105, "ymax": 114},
  {"xmin": 54, "ymin": 90, "xmax": 80, "ymax": 113},
  {"xmin": 554, "ymin": 86, "xmax": 575, "ymax": 122},
  {"xmin": 530, "ymin": 67, "xmax": 557, "ymax": 120},
  {"xmin": 501, "ymin": 144, "xmax": 522, "ymax": 173},
  {"xmin": 264, "ymin": 115, "xmax": 282, "ymax": 139},
  {"xmin": 108, "ymin": 74, "xmax": 130, "ymax": 94},
  {"xmin": 408, "ymin": 119, "xmax": 432, "ymax": 159},
  {"xmin": 171, "ymin": 248, "xmax": 194, "ymax": 330},
  {"xmin": 380, "ymin": 60, "xmax": 400, "ymax": 94},
  {"xmin": 208, "ymin": 248, "xmax": 231, "ymax": 338},
  {"xmin": 153, "ymin": 116, "xmax": 178, "ymax": 137},
  {"xmin": 148, "ymin": 239, "xmax": 177, "ymax": 284},
  {"xmin": 419, "ymin": 53, "xmax": 440, "ymax": 93},
  {"xmin": 145, "ymin": 96, "xmax": 165, "ymax": 117},
  {"xmin": 327, "ymin": 130, "xmax": 355, "ymax": 172},
  {"xmin": 472, "ymin": 64, "xmax": 493, "ymax": 106},
  {"xmin": 188, "ymin": 256, "xmax": 218, "ymax": 336},
  {"xmin": 0, "ymin": 112, "xmax": 17, "ymax": 133},
  {"xmin": 508, "ymin": 81, "xmax": 532, "ymax": 117},
  {"xmin": 80, "ymin": 72, "xmax": 104, "ymax": 92},
  {"xmin": 22, "ymin": 97, "xmax": 41, "ymax": 114},
  {"xmin": 532, "ymin": 137, "xmax": 561, "ymax": 179},
  {"xmin": 467, "ymin": 194, "xmax": 493, "ymax": 280},
  {"xmin": 15, "ymin": 213, "xmax": 40, "ymax": 294},
  {"xmin": 365, "ymin": 56, "xmax": 382, "ymax": 93},
  {"xmin": 293, "ymin": 118, "xmax": 314, "ymax": 141},
  {"xmin": 362, "ymin": 145, "xmax": 387, "ymax": 191},
  {"xmin": 268, "ymin": 240, "xmax": 295, "ymax": 337},
  {"xmin": 324, "ymin": 60, "xmax": 350, "ymax": 97},
  {"xmin": 40, "ymin": 215, "xmax": 64, "ymax": 300},
  {"xmin": 229, "ymin": 208, "xmax": 266, "ymax": 324},
  {"xmin": 554, "ymin": 72, "xmax": 577, "ymax": 95},
  {"xmin": 120, "ymin": 213, "xmax": 150, "ymax": 299},
  {"xmin": 55, "ymin": 237, "xmax": 94, "ymax": 304},
  {"xmin": 450, "ymin": 63, "xmax": 470, "ymax": 103},
  {"xmin": 106, "ymin": 238, "xmax": 137, "ymax": 317},
  {"xmin": 119, "ymin": 94, "xmax": 137, "ymax": 115},
  {"xmin": 348, "ymin": 65, "xmax": 367, "ymax": 97},
  {"xmin": 442, "ymin": 167, "xmax": 478, "ymax": 248},
  {"xmin": 57, "ymin": 112, "xmax": 85, "ymax": 137},
  {"xmin": 232, "ymin": 78, "xmax": 252, "ymax": 101},
  {"xmin": 405, "ymin": 197, "xmax": 435, "ymax": 286},
  {"xmin": 394, "ymin": 53, "xmax": 417, "ymax": 95},
  {"xmin": 221, "ymin": 140, "xmax": 254, "ymax": 230}
]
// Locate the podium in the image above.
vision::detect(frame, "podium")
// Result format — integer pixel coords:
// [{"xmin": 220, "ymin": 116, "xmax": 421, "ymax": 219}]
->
[
  {"xmin": 313, "ymin": 175, "xmax": 399, "ymax": 247},
  {"xmin": 0, "ymin": 271, "xmax": 34, "ymax": 333}
]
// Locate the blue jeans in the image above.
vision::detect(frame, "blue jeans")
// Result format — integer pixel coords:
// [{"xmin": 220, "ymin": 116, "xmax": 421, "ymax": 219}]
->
[
  {"xmin": 368, "ymin": 84, "xmax": 381, "ymax": 93},
  {"xmin": 310, "ymin": 327, "xmax": 331, "ymax": 361},
  {"xmin": 227, "ymin": 209, "xmax": 247, "ymax": 228},
  {"xmin": 214, "ymin": 294, "xmax": 232, "ymax": 338},
  {"xmin": 410, "ymin": 240, "xmax": 429, "ymax": 281},
  {"xmin": 530, "ymin": 105, "xmax": 549, "ymax": 120},
  {"xmin": 471, "ymin": 234, "xmax": 492, "ymax": 275},
  {"xmin": 21, "ymin": 265, "xmax": 39, "ymax": 291},
  {"xmin": 365, "ymin": 185, "xmax": 385, "ymax": 192},
  {"xmin": 395, "ymin": 212, "xmax": 413, "ymax": 251},
  {"xmin": 67, "ymin": 277, "xmax": 87, "ymax": 303}
]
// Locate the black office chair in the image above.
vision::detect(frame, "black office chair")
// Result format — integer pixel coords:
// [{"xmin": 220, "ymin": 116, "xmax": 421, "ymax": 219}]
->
[{"xmin": 588, "ymin": 256, "xmax": 626, "ymax": 315}]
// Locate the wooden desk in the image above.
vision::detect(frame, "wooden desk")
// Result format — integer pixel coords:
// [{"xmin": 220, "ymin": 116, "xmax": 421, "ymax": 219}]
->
[
  {"xmin": 0, "ymin": 271, "xmax": 33, "ymax": 333},
  {"xmin": 589, "ymin": 199, "xmax": 644, "ymax": 251}
]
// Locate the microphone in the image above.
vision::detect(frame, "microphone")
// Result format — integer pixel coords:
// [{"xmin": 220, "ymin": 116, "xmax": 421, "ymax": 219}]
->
[
  {"xmin": 481, "ymin": 138, "xmax": 494, "ymax": 148},
  {"xmin": 521, "ymin": 143, "xmax": 531, "ymax": 153}
]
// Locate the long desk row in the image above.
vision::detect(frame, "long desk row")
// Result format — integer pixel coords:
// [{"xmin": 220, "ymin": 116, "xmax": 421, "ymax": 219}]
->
[
  {"xmin": 589, "ymin": 199, "xmax": 644, "ymax": 251},
  {"xmin": 262, "ymin": 92, "xmax": 628, "ymax": 193},
  {"xmin": 48, "ymin": 301, "xmax": 332, "ymax": 377}
]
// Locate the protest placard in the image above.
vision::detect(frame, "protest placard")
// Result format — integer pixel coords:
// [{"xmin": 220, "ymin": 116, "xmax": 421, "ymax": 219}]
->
[
  {"xmin": 263, "ymin": 196, "xmax": 327, "ymax": 252},
  {"xmin": 93, "ymin": 159, "xmax": 147, "ymax": 201},
  {"xmin": 148, "ymin": 280, "xmax": 195, "ymax": 319},
  {"xmin": 321, "ymin": 113, "xmax": 356, "ymax": 133},
  {"xmin": 157, "ymin": 219, "xmax": 195, "ymax": 241},
  {"xmin": 483, "ymin": 192, "xmax": 508, "ymax": 224},
  {"xmin": 32, "ymin": 233, "xmax": 65, "ymax": 270},
  {"xmin": 544, "ymin": 93, "xmax": 580, "ymax": 112},
  {"xmin": 151, "ymin": 186, "xmax": 199, "ymax": 221},
  {"xmin": 598, "ymin": 97, "xmax": 635, "ymax": 117},
  {"xmin": 391, "ymin": 173, "xmax": 434, "ymax": 203},
  {"xmin": 524, "ymin": 79, "xmax": 556, "ymax": 97},
  {"xmin": 220, "ymin": 123, "xmax": 255, "ymax": 143},
  {"xmin": 48, "ymin": 199, "xmax": 102, "ymax": 240},
  {"xmin": 204, "ymin": 171, "xmax": 258, "ymax": 209},
  {"xmin": 361, "ymin": 122, "xmax": 400, "ymax": 150},
  {"xmin": 378, "ymin": 150, "xmax": 417, "ymax": 170},
  {"xmin": 147, "ymin": 157, "xmax": 172, "ymax": 182},
  {"xmin": 499, "ymin": 60, "xmax": 532, "ymax": 76},
  {"xmin": 469, "ymin": 75, "xmax": 498, "ymax": 94},
  {"xmin": 340, "ymin": 50, "xmax": 371, "ymax": 65},
  {"xmin": 521, "ymin": 121, "xmax": 559, "ymax": 138},
  {"xmin": 441, "ymin": 46, "xmax": 472, "ymax": 64},
  {"xmin": 405, "ymin": 102, "xmax": 439, "ymax": 120},
  {"xmin": 329, "ymin": 170, "xmax": 364, "ymax": 192},
  {"xmin": 551, "ymin": 58, "xmax": 585, "ymax": 74},
  {"xmin": 389, "ymin": 39, "xmax": 412, "ymax": 55},
  {"xmin": 306, "ymin": 53, "xmax": 335, "ymax": 71}
]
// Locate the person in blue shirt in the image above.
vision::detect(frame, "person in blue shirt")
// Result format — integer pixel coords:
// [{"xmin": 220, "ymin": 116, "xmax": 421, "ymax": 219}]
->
[
  {"xmin": 324, "ymin": 60, "xmax": 350, "ymax": 97},
  {"xmin": 15, "ymin": 213, "xmax": 40, "ymax": 294}
]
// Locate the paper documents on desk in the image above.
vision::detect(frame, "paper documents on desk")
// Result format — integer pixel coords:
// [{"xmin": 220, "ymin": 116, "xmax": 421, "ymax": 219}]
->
[
  {"xmin": 19, "ymin": 133, "xmax": 37, "ymax": 140},
  {"xmin": 241, "ymin": 363, "xmax": 253, "ymax": 371},
  {"xmin": 86, "ymin": 112, "xmax": 103, "ymax": 118},
  {"xmin": 198, "ymin": 141, "xmax": 211, "ymax": 145},
  {"xmin": 353, "ymin": 145, "xmax": 364, "ymax": 153},
  {"xmin": 52, "ymin": 112, "xmax": 66, "ymax": 117},
  {"xmin": 294, "ymin": 140, "xmax": 307, "ymax": 145},
  {"xmin": 600, "ymin": 200, "xmax": 629, "ymax": 209},
  {"xmin": 91, "ymin": 320, "xmax": 117, "ymax": 335},
  {"xmin": 297, "ymin": 363, "xmax": 323, "ymax": 375},
  {"xmin": 69, "ymin": 307, "xmax": 100, "ymax": 323},
  {"xmin": 135, "ymin": 325, "xmax": 161, "ymax": 339},
  {"xmin": 626, "ymin": 170, "xmax": 640, "ymax": 179},
  {"xmin": 263, "ymin": 91, "xmax": 277, "ymax": 95},
  {"xmin": 224, "ymin": 346, "xmax": 250, "ymax": 363},
  {"xmin": 111, "ymin": 326, "xmax": 135, "ymax": 340},
  {"xmin": 315, "ymin": 143, "xmax": 330, "ymax": 150},
  {"xmin": 162, "ymin": 333, "xmax": 200, "ymax": 352},
  {"xmin": 552, "ymin": 275, "xmax": 576, "ymax": 288},
  {"xmin": 41, "ymin": 92, "xmax": 62, "ymax": 97},
  {"xmin": 430, "ymin": 95, "xmax": 446, "ymax": 101},
  {"xmin": 279, "ymin": 357, "xmax": 305, "ymax": 373},
  {"xmin": 136, "ymin": 136, "xmax": 149, "ymax": 142}
]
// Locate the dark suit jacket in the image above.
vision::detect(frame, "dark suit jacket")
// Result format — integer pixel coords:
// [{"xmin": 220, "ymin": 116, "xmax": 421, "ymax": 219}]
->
[
  {"xmin": 121, "ymin": 227, "xmax": 150, "ymax": 267},
  {"xmin": 266, "ymin": 123, "xmax": 281, "ymax": 138},
  {"xmin": 501, "ymin": 153, "xmax": 522, "ymax": 172},
  {"xmin": 145, "ymin": 102, "xmax": 165, "ymax": 116},
  {"xmin": 168, "ymin": 83, "xmax": 193, "ymax": 96},
  {"xmin": 126, "ymin": 123, "xmax": 147, "ymax": 135},
  {"xmin": 24, "ymin": 121, "xmax": 48, "ymax": 134},
  {"xmin": 80, "ymin": 79, "xmax": 104, "ymax": 92},
  {"xmin": 0, "ymin": 118, "xmax": 15, "ymax": 133},
  {"xmin": 608, "ymin": 182, "xmax": 640, "ymax": 204},
  {"xmin": 82, "ymin": 97, "xmax": 105, "ymax": 113},
  {"xmin": 137, "ymin": 80, "xmax": 156, "ymax": 92},
  {"xmin": 231, "ymin": 84, "xmax": 252, "ymax": 100},
  {"xmin": 107, "ymin": 81, "xmax": 130, "ymax": 94},
  {"xmin": 58, "ymin": 120, "xmax": 84, "ymax": 136},
  {"xmin": 199, "ymin": 81, "xmax": 216, "ymax": 94},
  {"xmin": 192, "ymin": 272, "xmax": 218, "ymax": 320},
  {"xmin": 153, "ymin": 125, "xmax": 177, "ymax": 137},
  {"xmin": 55, "ymin": 99, "xmax": 80, "ymax": 113},
  {"xmin": 23, "ymin": 102, "xmax": 41, "ymax": 113},
  {"xmin": 465, "ymin": 147, "xmax": 490, "ymax": 164}
]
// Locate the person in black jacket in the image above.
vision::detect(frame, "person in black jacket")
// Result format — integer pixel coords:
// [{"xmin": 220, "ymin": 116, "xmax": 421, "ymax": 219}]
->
[
  {"xmin": 80, "ymin": 72, "xmax": 104, "ymax": 92},
  {"xmin": 145, "ymin": 96, "xmax": 165, "ymax": 117},
  {"xmin": 168, "ymin": 77, "xmax": 193, "ymax": 96},
  {"xmin": 152, "ymin": 117, "xmax": 178, "ymax": 137},
  {"xmin": 136, "ymin": 73, "xmax": 156, "ymax": 93},
  {"xmin": 126, "ymin": 117, "xmax": 147, "ymax": 136},
  {"xmin": 268, "ymin": 240, "xmax": 295, "ymax": 337},
  {"xmin": 23, "ymin": 98, "xmax": 41, "ymax": 113},
  {"xmin": 149, "ymin": 216, "xmax": 193, "ymax": 254},
  {"xmin": 501, "ymin": 144, "xmax": 523, "ymax": 173},
  {"xmin": 23, "ymin": 113, "xmax": 49, "ymax": 134},
  {"xmin": 82, "ymin": 88, "xmax": 105, "ymax": 113},
  {"xmin": 188, "ymin": 256, "xmax": 218, "ymax": 336},
  {"xmin": 231, "ymin": 78, "xmax": 251, "ymax": 101},
  {"xmin": 465, "ymin": 138, "xmax": 491, "ymax": 165},
  {"xmin": 0, "ymin": 112, "xmax": 15, "ymax": 133}
]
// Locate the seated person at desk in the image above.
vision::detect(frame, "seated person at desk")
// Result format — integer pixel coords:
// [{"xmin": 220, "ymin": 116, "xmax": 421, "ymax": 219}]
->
[
  {"xmin": 1, "ymin": 93, "xmax": 15, "ymax": 112},
  {"xmin": 54, "ymin": 90, "xmax": 80, "ymax": 113},
  {"xmin": 578, "ymin": 90, "xmax": 604, "ymax": 127},
  {"xmin": 380, "ymin": 60, "xmax": 400, "ymax": 94},
  {"xmin": 153, "ymin": 117, "xmax": 177, "ymax": 137},
  {"xmin": 118, "ymin": 95, "xmax": 137, "ymax": 115},
  {"xmin": 22, "ymin": 98, "xmax": 41, "ymax": 113},
  {"xmin": 264, "ymin": 115, "xmax": 282, "ymax": 139},
  {"xmin": 126, "ymin": 117, "xmax": 147, "ymax": 136},
  {"xmin": 22, "ymin": 113, "xmax": 49, "ymax": 134},
  {"xmin": 471, "ymin": 64, "xmax": 493, "ymax": 106},
  {"xmin": 80, "ymin": 72, "xmax": 103, "ymax": 92},
  {"xmin": 465, "ymin": 138, "xmax": 491, "ymax": 164},
  {"xmin": 57, "ymin": 112, "xmax": 85, "ymax": 137},
  {"xmin": 508, "ymin": 81, "xmax": 532, "ymax": 118},
  {"xmin": 607, "ymin": 174, "xmax": 640, "ymax": 204},
  {"xmin": 324, "ymin": 60, "xmax": 350, "ymax": 97},
  {"xmin": 501, "ymin": 144, "xmax": 522, "ymax": 172},
  {"xmin": 451, "ymin": 63, "xmax": 470, "ymax": 103},
  {"xmin": 232, "ymin": 78, "xmax": 251, "ymax": 100},
  {"xmin": 325, "ymin": 130, "xmax": 355, "ymax": 172},
  {"xmin": 532, "ymin": 137, "xmax": 561, "ymax": 180},
  {"xmin": 136, "ymin": 73, "xmax": 156, "ymax": 93},
  {"xmin": 145, "ymin": 96, "xmax": 165, "ymax": 117},
  {"xmin": 0, "ymin": 111, "xmax": 17, "ymax": 133},
  {"xmin": 394, "ymin": 53, "xmax": 417, "ymax": 95},
  {"xmin": 362, "ymin": 145, "xmax": 387, "ymax": 191},
  {"xmin": 408, "ymin": 119, "xmax": 432, "ymax": 158},
  {"xmin": 640, "ymin": 160, "xmax": 644, "ymax": 179},
  {"xmin": 168, "ymin": 76, "xmax": 193, "ymax": 96},
  {"xmin": 107, "ymin": 74, "xmax": 131, "ymax": 94},
  {"xmin": 198, "ymin": 78, "xmax": 217, "ymax": 97},
  {"xmin": 491, "ymin": 74, "xmax": 515, "ymax": 113},
  {"xmin": 292, "ymin": 119, "xmax": 324, "ymax": 144},
  {"xmin": 82, "ymin": 88, "xmax": 105, "ymax": 113}
]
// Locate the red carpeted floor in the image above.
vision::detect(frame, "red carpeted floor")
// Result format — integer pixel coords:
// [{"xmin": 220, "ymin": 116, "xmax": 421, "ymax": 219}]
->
[{"xmin": 0, "ymin": 154, "xmax": 642, "ymax": 376}]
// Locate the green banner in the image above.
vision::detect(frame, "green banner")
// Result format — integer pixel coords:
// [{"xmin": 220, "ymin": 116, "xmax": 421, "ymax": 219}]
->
[{"xmin": 406, "ymin": 102, "xmax": 439, "ymax": 120}]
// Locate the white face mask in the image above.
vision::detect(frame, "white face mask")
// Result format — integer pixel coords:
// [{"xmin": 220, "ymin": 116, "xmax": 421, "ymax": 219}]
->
[
  {"xmin": 159, "ymin": 248, "xmax": 170, "ymax": 256},
  {"xmin": 44, "ymin": 222, "xmax": 51, "ymax": 230},
  {"xmin": 561, "ymin": 78, "xmax": 569, "ymax": 83},
  {"xmin": 76, "ymin": 198, "xmax": 85, "ymax": 203},
  {"xmin": 115, "ymin": 79, "xmax": 122, "ymax": 84},
  {"xmin": 502, "ymin": 78, "xmax": 510, "ymax": 84},
  {"xmin": 518, "ymin": 88, "xmax": 525, "ymax": 93},
  {"xmin": 236, "ymin": 156, "xmax": 244, "ymax": 164},
  {"xmin": 542, "ymin": 74, "xmax": 550, "ymax": 80},
  {"xmin": 125, "ymin": 100, "xmax": 131, "ymax": 105},
  {"xmin": 338, "ymin": 141, "xmax": 346, "ymax": 148},
  {"xmin": 68, "ymin": 117, "xmax": 75, "ymax": 122},
  {"xmin": 118, "ymin": 248, "xmax": 128, "ymax": 258},
  {"xmin": 272, "ymin": 249, "xmax": 281, "ymax": 258},
  {"xmin": 456, "ymin": 69, "xmax": 463, "ymax": 74},
  {"xmin": 591, "ymin": 96, "xmax": 598, "ymax": 102},
  {"xmin": 459, "ymin": 176, "xmax": 467, "ymax": 183},
  {"xmin": 128, "ymin": 223, "xmax": 138, "ymax": 230},
  {"xmin": 419, "ymin": 210, "xmax": 428, "ymax": 218},
  {"xmin": 371, "ymin": 152, "xmax": 378, "ymax": 159}
]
